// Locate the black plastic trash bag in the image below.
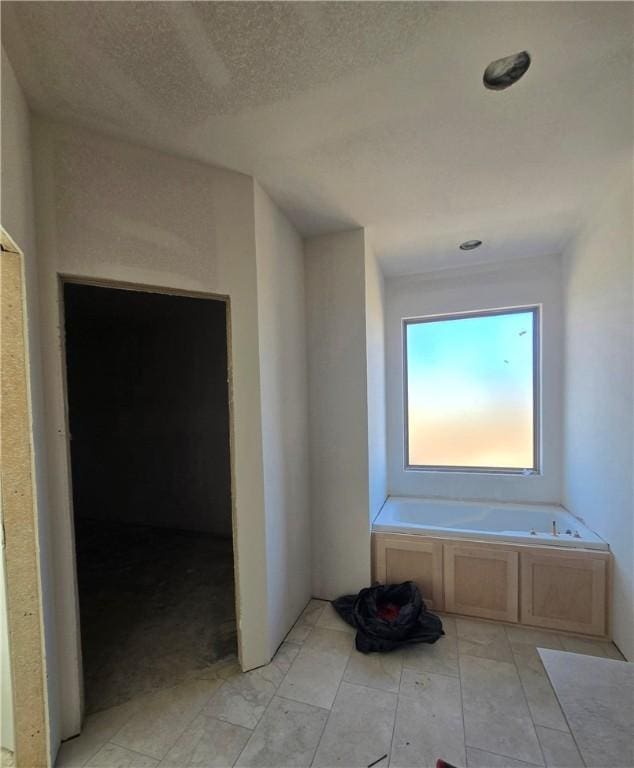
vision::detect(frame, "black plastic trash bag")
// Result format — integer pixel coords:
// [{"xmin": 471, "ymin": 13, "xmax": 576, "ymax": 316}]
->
[{"xmin": 332, "ymin": 581, "xmax": 443, "ymax": 653}]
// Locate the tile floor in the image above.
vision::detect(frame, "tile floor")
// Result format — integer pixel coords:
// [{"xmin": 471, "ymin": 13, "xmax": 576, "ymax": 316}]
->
[
  {"xmin": 57, "ymin": 599, "xmax": 625, "ymax": 768},
  {"xmin": 539, "ymin": 649, "xmax": 633, "ymax": 768},
  {"xmin": 76, "ymin": 519, "xmax": 237, "ymax": 713}
]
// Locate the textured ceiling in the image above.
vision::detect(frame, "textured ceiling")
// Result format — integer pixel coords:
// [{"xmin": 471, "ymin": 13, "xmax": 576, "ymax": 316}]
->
[{"xmin": 3, "ymin": 1, "xmax": 632, "ymax": 274}]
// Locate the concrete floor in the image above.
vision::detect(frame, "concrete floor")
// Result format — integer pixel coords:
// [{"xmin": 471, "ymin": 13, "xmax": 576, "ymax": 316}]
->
[
  {"xmin": 75, "ymin": 519, "xmax": 236, "ymax": 714},
  {"xmin": 57, "ymin": 599, "xmax": 625, "ymax": 767}
]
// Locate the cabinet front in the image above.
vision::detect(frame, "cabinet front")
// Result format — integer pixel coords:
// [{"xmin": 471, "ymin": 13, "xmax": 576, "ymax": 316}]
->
[
  {"xmin": 444, "ymin": 544, "xmax": 519, "ymax": 622},
  {"xmin": 373, "ymin": 534, "xmax": 444, "ymax": 610},
  {"xmin": 520, "ymin": 551, "xmax": 607, "ymax": 636}
]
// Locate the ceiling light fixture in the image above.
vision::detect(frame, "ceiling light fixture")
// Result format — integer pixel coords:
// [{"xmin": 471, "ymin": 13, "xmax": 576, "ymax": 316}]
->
[
  {"xmin": 459, "ymin": 239, "xmax": 482, "ymax": 251},
  {"xmin": 483, "ymin": 51, "xmax": 531, "ymax": 90}
]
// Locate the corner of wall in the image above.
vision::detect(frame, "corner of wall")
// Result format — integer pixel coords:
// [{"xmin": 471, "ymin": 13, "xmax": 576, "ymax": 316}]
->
[
  {"xmin": 252, "ymin": 181, "xmax": 312, "ymax": 654},
  {"xmin": 363, "ymin": 238, "xmax": 388, "ymax": 524},
  {"xmin": 305, "ymin": 227, "xmax": 373, "ymax": 599},
  {"xmin": 561, "ymin": 161, "xmax": 634, "ymax": 659}
]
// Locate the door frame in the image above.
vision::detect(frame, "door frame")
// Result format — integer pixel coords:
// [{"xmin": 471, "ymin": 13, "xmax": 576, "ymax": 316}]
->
[
  {"xmin": 1, "ymin": 227, "xmax": 50, "ymax": 767},
  {"xmin": 57, "ymin": 274, "xmax": 242, "ymax": 720}
]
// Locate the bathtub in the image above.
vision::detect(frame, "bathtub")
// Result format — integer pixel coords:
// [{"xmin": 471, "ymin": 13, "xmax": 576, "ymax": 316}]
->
[{"xmin": 373, "ymin": 496, "xmax": 607, "ymax": 551}]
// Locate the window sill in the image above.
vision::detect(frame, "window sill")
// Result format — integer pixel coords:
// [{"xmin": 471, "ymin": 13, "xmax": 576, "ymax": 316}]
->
[{"xmin": 405, "ymin": 466, "xmax": 541, "ymax": 477}]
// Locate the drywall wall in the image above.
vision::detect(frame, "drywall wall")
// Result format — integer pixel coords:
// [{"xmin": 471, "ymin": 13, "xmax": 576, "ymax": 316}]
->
[
  {"xmin": 365, "ymin": 241, "xmax": 388, "ymax": 525},
  {"xmin": 63, "ymin": 283, "xmax": 232, "ymax": 537},
  {"xmin": 0, "ymin": 549, "xmax": 12, "ymax": 755},
  {"xmin": 305, "ymin": 229, "xmax": 372, "ymax": 599},
  {"xmin": 1, "ymin": 248, "xmax": 50, "ymax": 768},
  {"xmin": 562, "ymin": 164, "xmax": 634, "ymax": 660},
  {"xmin": 31, "ymin": 118, "xmax": 271, "ymax": 740},
  {"xmin": 386, "ymin": 255, "xmax": 564, "ymax": 503},
  {"xmin": 1, "ymin": 47, "xmax": 56, "ymax": 761},
  {"xmin": 254, "ymin": 182, "xmax": 311, "ymax": 655}
]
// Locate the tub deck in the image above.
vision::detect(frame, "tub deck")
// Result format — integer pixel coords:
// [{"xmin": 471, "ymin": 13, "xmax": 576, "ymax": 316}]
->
[{"xmin": 373, "ymin": 496, "xmax": 607, "ymax": 550}]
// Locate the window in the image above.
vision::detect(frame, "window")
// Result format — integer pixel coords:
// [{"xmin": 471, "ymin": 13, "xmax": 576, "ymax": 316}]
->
[{"xmin": 404, "ymin": 307, "xmax": 539, "ymax": 473}]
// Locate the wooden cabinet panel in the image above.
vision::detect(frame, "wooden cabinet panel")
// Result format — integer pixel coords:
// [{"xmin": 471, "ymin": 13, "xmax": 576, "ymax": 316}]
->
[
  {"xmin": 520, "ymin": 551, "xmax": 607, "ymax": 636},
  {"xmin": 444, "ymin": 544, "xmax": 519, "ymax": 622},
  {"xmin": 373, "ymin": 534, "xmax": 444, "ymax": 609},
  {"xmin": 371, "ymin": 532, "xmax": 611, "ymax": 638}
]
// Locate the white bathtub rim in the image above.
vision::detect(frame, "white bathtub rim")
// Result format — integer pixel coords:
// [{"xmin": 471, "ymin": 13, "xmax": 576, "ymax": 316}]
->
[
  {"xmin": 371, "ymin": 523, "xmax": 608, "ymax": 550},
  {"xmin": 374, "ymin": 495, "xmax": 608, "ymax": 551}
]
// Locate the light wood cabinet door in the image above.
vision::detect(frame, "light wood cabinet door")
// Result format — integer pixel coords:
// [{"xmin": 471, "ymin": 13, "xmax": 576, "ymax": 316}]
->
[
  {"xmin": 373, "ymin": 534, "xmax": 444, "ymax": 610},
  {"xmin": 520, "ymin": 550, "xmax": 607, "ymax": 636},
  {"xmin": 444, "ymin": 544, "xmax": 519, "ymax": 622}
]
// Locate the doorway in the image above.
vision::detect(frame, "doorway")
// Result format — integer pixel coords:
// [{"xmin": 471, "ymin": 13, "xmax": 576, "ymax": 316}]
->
[{"xmin": 62, "ymin": 280, "xmax": 236, "ymax": 714}]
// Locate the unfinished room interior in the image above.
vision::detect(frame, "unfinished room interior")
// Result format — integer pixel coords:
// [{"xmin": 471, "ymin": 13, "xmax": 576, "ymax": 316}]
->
[{"xmin": 0, "ymin": 2, "xmax": 632, "ymax": 768}]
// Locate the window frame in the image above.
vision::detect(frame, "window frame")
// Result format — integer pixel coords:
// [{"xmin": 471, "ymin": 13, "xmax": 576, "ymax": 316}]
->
[{"xmin": 402, "ymin": 305, "xmax": 541, "ymax": 475}]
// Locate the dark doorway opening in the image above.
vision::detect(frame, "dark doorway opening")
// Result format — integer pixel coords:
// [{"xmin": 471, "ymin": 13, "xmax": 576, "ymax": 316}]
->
[{"xmin": 63, "ymin": 281, "xmax": 236, "ymax": 714}]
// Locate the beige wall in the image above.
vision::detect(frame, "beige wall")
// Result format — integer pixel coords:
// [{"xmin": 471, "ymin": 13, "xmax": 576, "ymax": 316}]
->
[
  {"xmin": 254, "ymin": 182, "xmax": 311, "ymax": 655},
  {"xmin": 305, "ymin": 229, "xmax": 372, "ymax": 599},
  {"xmin": 30, "ymin": 118, "xmax": 272, "ymax": 740},
  {"xmin": 1, "ymin": 246, "xmax": 50, "ymax": 767},
  {"xmin": 0, "ymin": 546, "xmax": 12, "ymax": 755},
  {"xmin": 562, "ymin": 160, "xmax": 634, "ymax": 660},
  {"xmin": 1, "ymin": 47, "xmax": 56, "ymax": 762}
]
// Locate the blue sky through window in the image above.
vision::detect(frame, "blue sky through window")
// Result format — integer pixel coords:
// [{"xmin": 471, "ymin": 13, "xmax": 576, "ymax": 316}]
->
[{"xmin": 406, "ymin": 310, "xmax": 535, "ymax": 469}]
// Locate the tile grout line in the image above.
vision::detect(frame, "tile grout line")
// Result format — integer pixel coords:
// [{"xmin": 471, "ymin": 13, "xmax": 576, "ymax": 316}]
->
[
  {"xmin": 458, "ymin": 626, "xmax": 547, "ymax": 767},
  {"xmin": 103, "ymin": 742, "xmax": 163, "ymax": 765},
  {"xmin": 229, "ymin": 690, "xmax": 274, "ymax": 766},
  {"xmin": 229, "ymin": 635, "xmax": 317, "ymax": 768},
  {"xmin": 536, "ymin": 725, "xmax": 587, "ymax": 767},
  {"xmin": 456, "ymin": 651, "xmax": 469, "ymax": 768},
  {"xmin": 531, "ymin": 673, "xmax": 588, "ymax": 768},
  {"xmin": 537, "ymin": 654, "xmax": 588, "ymax": 763},
  {"xmin": 300, "ymin": 657, "xmax": 402, "ymax": 765},
  {"xmin": 401, "ymin": 662, "xmax": 459, "ymax": 680},
  {"xmin": 109, "ymin": 676, "xmax": 237, "ymax": 761},
  {"xmin": 275, "ymin": 598, "xmax": 333, "ymax": 768},
  {"xmin": 100, "ymin": 662, "xmax": 233, "ymax": 752},
  {"xmin": 309, "ymin": 609, "xmax": 353, "ymax": 768},
  {"xmin": 74, "ymin": 738, "xmax": 107, "ymax": 768},
  {"xmin": 208, "ymin": 609, "xmax": 311, "ymax": 767},
  {"xmin": 509, "ymin": 631, "xmax": 588, "ymax": 766},
  {"xmin": 308, "ymin": 698, "xmax": 332, "ymax": 768},
  {"xmin": 305, "ymin": 660, "xmax": 335, "ymax": 768},
  {"xmin": 67, "ymin": 696, "xmax": 155, "ymax": 767},
  {"xmin": 310, "ymin": 655, "xmax": 351, "ymax": 764},
  {"xmin": 274, "ymin": 692, "xmax": 331, "ymax": 712},
  {"xmin": 386, "ymin": 652, "xmax": 405, "ymax": 767},
  {"xmin": 510, "ymin": 646, "xmax": 572, "ymax": 735},
  {"xmin": 505, "ymin": 626, "xmax": 548, "ymax": 768},
  {"xmin": 468, "ymin": 746, "xmax": 541, "ymax": 767}
]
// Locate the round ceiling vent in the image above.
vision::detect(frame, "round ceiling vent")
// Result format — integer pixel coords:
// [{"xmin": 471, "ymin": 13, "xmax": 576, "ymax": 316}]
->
[
  {"xmin": 459, "ymin": 239, "xmax": 483, "ymax": 251},
  {"xmin": 483, "ymin": 51, "xmax": 531, "ymax": 90}
]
